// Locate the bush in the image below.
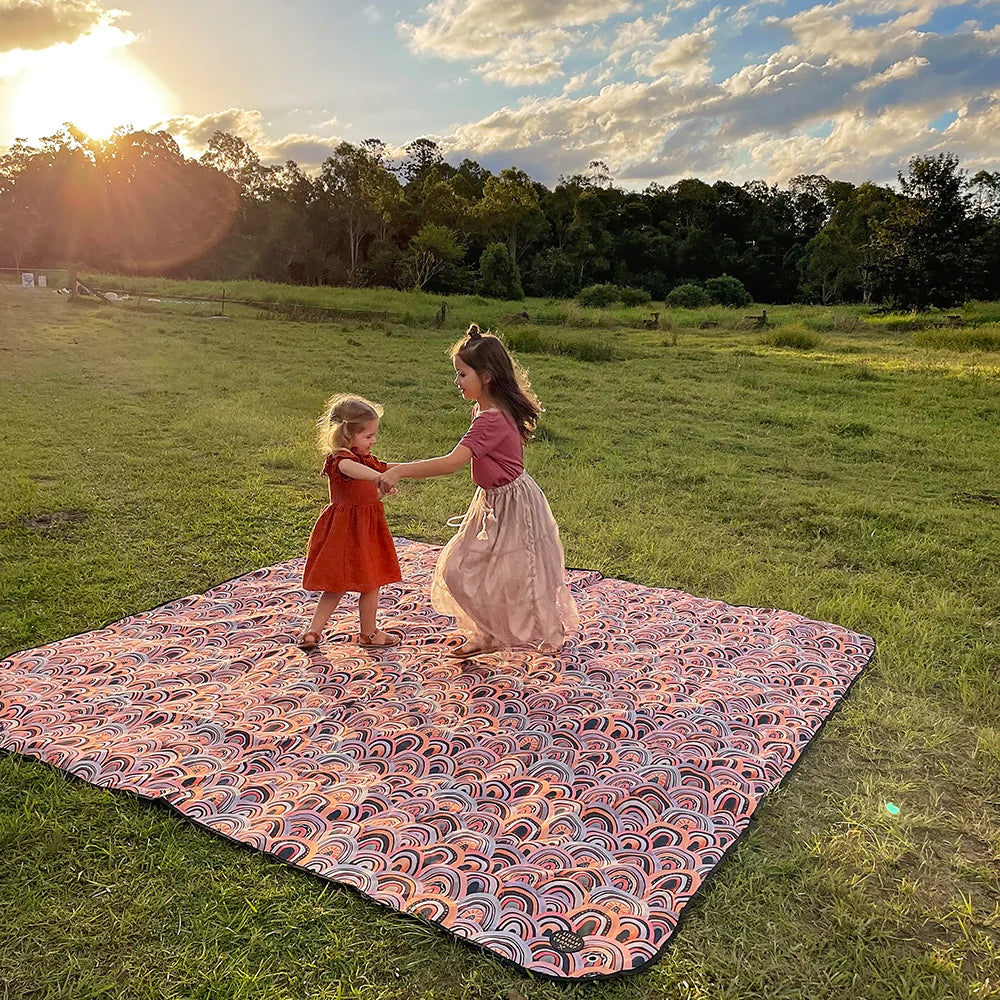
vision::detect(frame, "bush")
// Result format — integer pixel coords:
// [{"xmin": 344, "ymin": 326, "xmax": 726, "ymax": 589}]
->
[
  {"xmin": 477, "ymin": 243, "xmax": 524, "ymax": 300},
  {"xmin": 576, "ymin": 283, "xmax": 620, "ymax": 307},
  {"xmin": 705, "ymin": 275, "xmax": 752, "ymax": 308},
  {"xmin": 618, "ymin": 286, "xmax": 652, "ymax": 307},
  {"xmin": 665, "ymin": 283, "xmax": 711, "ymax": 308}
]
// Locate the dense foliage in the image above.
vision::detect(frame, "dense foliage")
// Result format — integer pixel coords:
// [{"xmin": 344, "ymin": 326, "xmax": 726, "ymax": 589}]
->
[{"xmin": 2, "ymin": 127, "xmax": 998, "ymax": 309}]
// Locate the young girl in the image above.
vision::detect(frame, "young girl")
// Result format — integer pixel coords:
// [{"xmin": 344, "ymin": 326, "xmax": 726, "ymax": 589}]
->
[
  {"xmin": 299, "ymin": 394, "xmax": 402, "ymax": 650},
  {"xmin": 379, "ymin": 324, "xmax": 578, "ymax": 656}
]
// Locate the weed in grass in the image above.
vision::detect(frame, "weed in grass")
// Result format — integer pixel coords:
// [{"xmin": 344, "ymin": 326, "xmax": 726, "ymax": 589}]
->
[
  {"xmin": 835, "ymin": 421, "xmax": 875, "ymax": 438},
  {"xmin": 761, "ymin": 326, "xmax": 822, "ymax": 350},
  {"xmin": 503, "ymin": 327, "xmax": 620, "ymax": 362},
  {"xmin": 913, "ymin": 328, "xmax": 1000, "ymax": 352},
  {"xmin": 849, "ymin": 361, "xmax": 881, "ymax": 381}
]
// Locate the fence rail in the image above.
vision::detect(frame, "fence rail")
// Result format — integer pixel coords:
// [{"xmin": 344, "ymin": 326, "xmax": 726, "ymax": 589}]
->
[{"xmin": 0, "ymin": 268, "xmax": 394, "ymax": 323}]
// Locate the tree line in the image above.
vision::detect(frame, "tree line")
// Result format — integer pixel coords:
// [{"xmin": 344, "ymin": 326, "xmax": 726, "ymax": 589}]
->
[{"xmin": 2, "ymin": 125, "xmax": 998, "ymax": 309}]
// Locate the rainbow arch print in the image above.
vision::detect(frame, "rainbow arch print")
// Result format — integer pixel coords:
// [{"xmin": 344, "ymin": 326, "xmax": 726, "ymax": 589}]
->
[{"xmin": 0, "ymin": 538, "xmax": 874, "ymax": 980}]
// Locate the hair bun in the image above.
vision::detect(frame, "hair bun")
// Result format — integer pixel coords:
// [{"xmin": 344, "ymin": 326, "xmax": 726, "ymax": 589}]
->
[{"xmin": 466, "ymin": 323, "xmax": 482, "ymax": 340}]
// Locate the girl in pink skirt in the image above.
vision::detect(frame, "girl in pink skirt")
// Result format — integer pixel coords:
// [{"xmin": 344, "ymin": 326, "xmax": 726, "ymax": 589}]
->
[{"xmin": 379, "ymin": 324, "xmax": 578, "ymax": 656}]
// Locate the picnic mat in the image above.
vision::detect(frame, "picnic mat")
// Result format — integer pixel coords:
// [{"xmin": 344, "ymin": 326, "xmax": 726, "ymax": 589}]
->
[{"xmin": 0, "ymin": 537, "xmax": 874, "ymax": 980}]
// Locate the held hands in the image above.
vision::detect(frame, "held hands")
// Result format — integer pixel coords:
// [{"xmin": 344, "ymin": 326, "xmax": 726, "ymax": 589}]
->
[{"xmin": 378, "ymin": 467, "xmax": 404, "ymax": 498}]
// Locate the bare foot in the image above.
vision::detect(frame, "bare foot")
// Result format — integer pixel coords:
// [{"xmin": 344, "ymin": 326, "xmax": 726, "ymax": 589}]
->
[{"xmin": 448, "ymin": 638, "xmax": 496, "ymax": 657}]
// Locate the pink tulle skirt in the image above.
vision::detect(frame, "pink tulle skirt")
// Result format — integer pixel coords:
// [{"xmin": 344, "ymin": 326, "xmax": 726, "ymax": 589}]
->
[{"xmin": 430, "ymin": 472, "xmax": 579, "ymax": 650}]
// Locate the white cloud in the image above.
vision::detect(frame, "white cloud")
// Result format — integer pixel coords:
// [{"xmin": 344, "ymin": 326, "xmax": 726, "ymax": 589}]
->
[
  {"xmin": 439, "ymin": 2, "xmax": 1000, "ymax": 188},
  {"xmin": 606, "ymin": 13, "xmax": 670, "ymax": 64},
  {"xmin": 0, "ymin": 0, "xmax": 124, "ymax": 52},
  {"xmin": 153, "ymin": 108, "xmax": 272, "ymax": 156},
  {"xmin": 480, "ymin": 57, "xmax": 564, "ymax": 85},
  {"xmin": 472, "ymin": 25, "xmax": 581, "ymax": 84},
  {"xmin": 399, "ymin": 0, "xmax": 635, "ymax": 80},
  {"xmin": 637, "ymin": 28, "xmax": 716, "ymax": 84},
  {"xmin": 0, "ymin": 19, "xmax": 134, "ymax": 80},
  {"xmin": 152, "ymin": 107, "xmax": 347, "ymax": 171},
  {"xmin": 857, "ymin": 55, "xmax": 929, "ymax": 89},
  {"xmin": 265, "ymin": 132, "xmax": 349, "ymax": 170},
  {"xmin": 562, "ymin": 69, "xmax": 595, "ymax": 94}
]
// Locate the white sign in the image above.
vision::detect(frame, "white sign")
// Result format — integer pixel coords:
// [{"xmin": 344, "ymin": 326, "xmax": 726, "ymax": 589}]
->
[
  {"xmin": 37, "ymin": 274, "xmax": 47, "ymax": 288},
  {"xmin": 21, "ymin": 272, "xmax": 34, "ymax": 288}
]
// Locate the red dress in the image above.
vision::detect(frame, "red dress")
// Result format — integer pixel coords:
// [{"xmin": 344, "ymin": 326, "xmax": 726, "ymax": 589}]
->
[{"xmin": 302, "ymin": 449, "xmax": 402, "ymax": 593}]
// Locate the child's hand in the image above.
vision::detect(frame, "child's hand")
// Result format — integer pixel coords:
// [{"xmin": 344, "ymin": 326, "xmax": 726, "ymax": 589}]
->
[{"xmin": 379, "ymin": 468, "xmax": 403, "ymax": 497}]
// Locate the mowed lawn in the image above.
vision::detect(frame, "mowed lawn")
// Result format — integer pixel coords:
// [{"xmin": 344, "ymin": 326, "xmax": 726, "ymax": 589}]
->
[{"xmin": 1, "ymin": 286, "xmax": 998, "ymax": 1000}]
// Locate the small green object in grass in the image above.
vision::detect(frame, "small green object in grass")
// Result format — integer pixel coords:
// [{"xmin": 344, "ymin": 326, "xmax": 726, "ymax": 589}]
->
[{"xmin": 886, "ymin": 802, "xmax": 901, "ymax": 815}]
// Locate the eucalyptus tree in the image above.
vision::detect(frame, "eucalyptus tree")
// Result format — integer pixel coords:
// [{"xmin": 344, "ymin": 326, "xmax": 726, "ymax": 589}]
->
[{"xmin": 319, "ymin": 141, "xmax": 403, "ymax": 280}]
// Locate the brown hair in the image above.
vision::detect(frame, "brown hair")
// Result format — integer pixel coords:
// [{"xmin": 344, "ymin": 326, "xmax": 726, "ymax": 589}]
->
[
  {"xmin": 450, "ymin": 324, "xmax": 541, "ymax": 441},
  {"xmin": 316, "ymin": 393, "xmax": 382, "ymax": 455}
]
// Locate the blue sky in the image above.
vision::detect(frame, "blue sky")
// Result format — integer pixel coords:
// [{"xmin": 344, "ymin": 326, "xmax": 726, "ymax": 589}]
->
[{"xmin": 2, "ymin": 0, "xmax": 999, "ymax": 188}]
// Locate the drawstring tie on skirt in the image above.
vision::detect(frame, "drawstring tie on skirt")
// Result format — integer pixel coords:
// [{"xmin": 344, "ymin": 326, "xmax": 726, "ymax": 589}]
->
[{"xmin": 446, "ymin": 505, "xmax": 496, "ymax": 540}]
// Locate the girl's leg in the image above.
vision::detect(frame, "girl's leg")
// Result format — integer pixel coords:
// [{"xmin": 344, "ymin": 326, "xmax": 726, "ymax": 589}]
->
[
  {"xmin": 306, "ymin": 591, "xmax": 344, "ymax": 638},
  {"xmin": 358, "ymin": 589, "xmax": 399, "ymax": 645}
]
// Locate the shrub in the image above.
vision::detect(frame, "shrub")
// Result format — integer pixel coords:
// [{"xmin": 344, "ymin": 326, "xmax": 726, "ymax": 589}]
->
[
  {"xmin": 576, "ymin": 283, "xmax": 620, "ymax": 307},
  {"xmin": 477, "ymin": 242, "xmax": 524, "ymax": 300},
  {"xmin": 705, "ymin": 275, "xmax": 752, "ymax": 308},
  {"xmin": 618, "ymin": 286, "xmax": 652, "ymax": 306},
  {"xmin": 665, "ymin": 283, "xmax": 711, "ymax": 308}
]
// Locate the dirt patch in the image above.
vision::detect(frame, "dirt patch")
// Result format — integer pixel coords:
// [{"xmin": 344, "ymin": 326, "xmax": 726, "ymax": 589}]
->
[
  {"xmin": 955, "ymin": 492, "xmax": 1000, "ymax": 506},
  {"xmin": 1, "ymin": 509, "xmax": 89, "ymax": 530}
]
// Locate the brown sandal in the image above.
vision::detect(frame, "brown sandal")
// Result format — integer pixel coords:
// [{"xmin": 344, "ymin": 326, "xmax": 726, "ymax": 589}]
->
[
  {"xmin": 298, "ymin": 631, "xmax": 321, "ymax": 650},
  {"xmin": 359, "ymin": 630, "xmax": 402, "ymax": 648}
]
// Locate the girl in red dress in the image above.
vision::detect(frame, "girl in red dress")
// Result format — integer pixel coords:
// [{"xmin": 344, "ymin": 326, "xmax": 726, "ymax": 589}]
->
[{"xmin": 299, "ymin": 394, "xmax": 402, "ymax": 650}]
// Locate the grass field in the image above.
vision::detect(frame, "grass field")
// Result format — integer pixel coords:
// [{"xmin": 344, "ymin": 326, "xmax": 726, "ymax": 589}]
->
[{"xmin": 1, "ymin": 284, "xmax": 998, "ymax": 1000}]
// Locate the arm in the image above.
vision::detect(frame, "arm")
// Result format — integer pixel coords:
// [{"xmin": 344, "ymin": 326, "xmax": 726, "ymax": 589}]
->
[
  {"xmin": 380, "ymin": 446, "xmax": 472, "ymax": 488},
  {"xmin": 337, "ymin": 458, "xmax": 382, "ymax": 482}
]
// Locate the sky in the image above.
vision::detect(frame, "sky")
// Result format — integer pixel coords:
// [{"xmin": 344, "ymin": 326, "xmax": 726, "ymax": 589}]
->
[{"xmin": 1, "ymin": 0, "xmax": 999, "ymax": 189}]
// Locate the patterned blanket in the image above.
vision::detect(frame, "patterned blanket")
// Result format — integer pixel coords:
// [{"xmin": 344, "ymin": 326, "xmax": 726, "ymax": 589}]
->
[{"xmin": 0, "ymin": 538, "xmax": 874, "ymax": 979}]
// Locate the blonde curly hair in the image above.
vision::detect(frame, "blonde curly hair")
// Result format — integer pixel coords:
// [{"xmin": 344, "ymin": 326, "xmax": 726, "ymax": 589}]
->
[{"xmin": 316, "ymin": 393, "xmax": 383, "ymax": 455}]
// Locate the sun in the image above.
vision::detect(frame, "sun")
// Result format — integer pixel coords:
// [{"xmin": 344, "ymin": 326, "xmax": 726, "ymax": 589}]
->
[{"xmin": 3, "ymin": 34, "xmax": 171, "ymax": 142}]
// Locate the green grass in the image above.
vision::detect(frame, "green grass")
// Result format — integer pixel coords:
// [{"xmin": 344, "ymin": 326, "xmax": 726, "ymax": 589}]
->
[
  {"xmin": 2, "ymin": 285, "xmax": 999, "ymax": 999},
  {"xmin": 760, "ymin": 326, "xmax": 823, "ymax": 351}
]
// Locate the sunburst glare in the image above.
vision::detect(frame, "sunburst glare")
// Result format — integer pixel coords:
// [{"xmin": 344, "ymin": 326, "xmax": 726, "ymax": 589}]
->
[{"xmin": 2, "ymin": 31, "xmax": 170, "ymax": 142}]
